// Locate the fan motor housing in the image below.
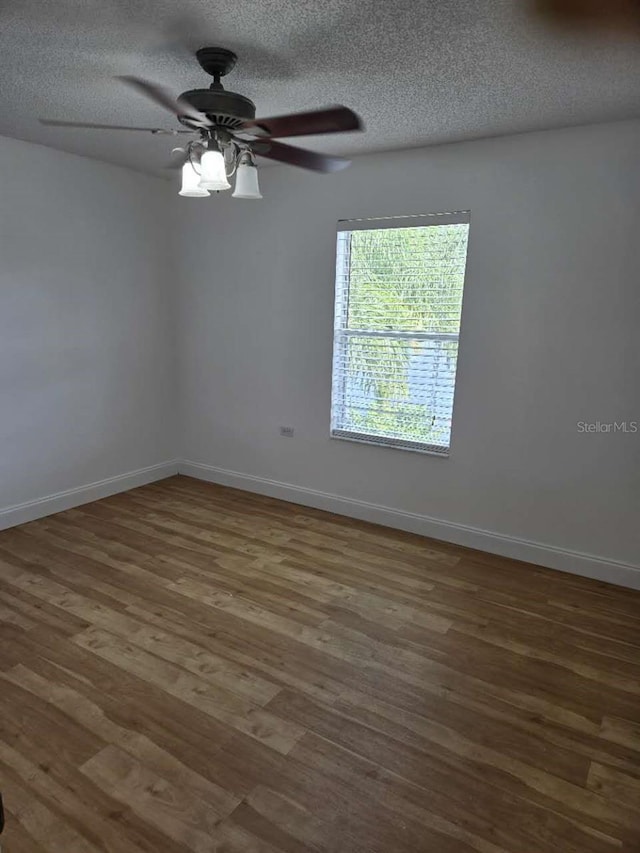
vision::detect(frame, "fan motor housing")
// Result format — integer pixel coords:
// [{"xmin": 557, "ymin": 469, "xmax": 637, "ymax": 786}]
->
[{"xmin": 178, "ymin": 89, "xmax": 256, "ymax": 130}]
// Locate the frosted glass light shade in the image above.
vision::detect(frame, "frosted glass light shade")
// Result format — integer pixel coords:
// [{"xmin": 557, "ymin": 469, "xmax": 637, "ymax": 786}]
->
[
  {"xmin": 179, "ymin": 161, "xmax": 209, "ymax": 197},
  {"xmin": 232, "ymin": 162, "xmax": 262, "ymax": 199},
  {"xmin": 199, "ymin": 149, "xmax": 231, "ymax": 191}
]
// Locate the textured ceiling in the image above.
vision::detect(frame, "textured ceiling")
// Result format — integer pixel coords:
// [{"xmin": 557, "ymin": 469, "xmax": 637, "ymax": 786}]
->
[{"xmin": 1, "ymin": 0, "xmax": 639, "ymax": 177}]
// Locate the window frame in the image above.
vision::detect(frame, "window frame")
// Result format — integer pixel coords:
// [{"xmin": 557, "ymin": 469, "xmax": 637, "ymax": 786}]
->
[{"xmin": 330, "ymin": 211, "xmax": 471, "ymax": 457}]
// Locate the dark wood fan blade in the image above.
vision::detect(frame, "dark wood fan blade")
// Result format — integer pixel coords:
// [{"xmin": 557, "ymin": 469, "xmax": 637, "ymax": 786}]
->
[
  {"xmin": 533, "ymin": 0, "xmax": 640, "ymax": 30},
  {"xmin": 252, "ymin": 139, "xmax": 351, "ymax": 173},
  {"xmin": 241, "ymin": 106, "xmax": 362, "ymax": 139},
  {"xmin": 116, "ymin": 76, "xmax": 211, "ymax": 127},
  {"xmin": 39, "ymin": 119, "xmax": 192, "ymax": 134}
]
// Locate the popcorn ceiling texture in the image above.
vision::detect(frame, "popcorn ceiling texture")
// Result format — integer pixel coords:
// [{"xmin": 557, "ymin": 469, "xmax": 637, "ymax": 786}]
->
[{"xmin": 1, "ymin": 0, "xmax": 639, "ymax": 176}]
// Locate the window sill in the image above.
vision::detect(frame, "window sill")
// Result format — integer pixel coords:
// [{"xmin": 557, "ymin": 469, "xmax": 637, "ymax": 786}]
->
[{"xmin": 330, "ymin": 430, "xmax": 450, "ymax": 458}]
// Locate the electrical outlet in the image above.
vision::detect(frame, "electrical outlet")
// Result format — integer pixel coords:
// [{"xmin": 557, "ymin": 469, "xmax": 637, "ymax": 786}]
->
[{"xmin": 279, "ymin": 426, "xmax": 295, "ymax": 438}]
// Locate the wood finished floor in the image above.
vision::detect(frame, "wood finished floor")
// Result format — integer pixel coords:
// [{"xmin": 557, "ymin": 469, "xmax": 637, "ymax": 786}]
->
[{"xmin": 0, "ymin": 476, "xmax": 639, "ymax": 853}]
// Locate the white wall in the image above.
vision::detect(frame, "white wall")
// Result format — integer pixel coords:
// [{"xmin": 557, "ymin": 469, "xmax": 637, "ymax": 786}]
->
[
  {"xmin": 1, "ymin": 122, "xmax": 638, "ymax": 585},
  {"xmin": 0, "ymin": 135, "xmax": 177, "ymax": 519},
  {"xmin": 175, "ymin": 120, "xmax": 640, "ymax": 582}
]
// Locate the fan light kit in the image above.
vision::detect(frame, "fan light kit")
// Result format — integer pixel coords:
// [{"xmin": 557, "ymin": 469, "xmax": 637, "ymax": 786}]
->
[
  {"xmin": 40, "ymin": 46, "xmax": 363, "ymax": 201},
  {"xmin": 177, "ymin": 137, "xmax": 260, "ymax": 199}
]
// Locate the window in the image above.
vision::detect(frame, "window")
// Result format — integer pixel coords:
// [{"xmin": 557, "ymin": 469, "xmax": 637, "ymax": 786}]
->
[{"xmin": 330, "ymin": 212, "xmax": 470, "ymax": 455}]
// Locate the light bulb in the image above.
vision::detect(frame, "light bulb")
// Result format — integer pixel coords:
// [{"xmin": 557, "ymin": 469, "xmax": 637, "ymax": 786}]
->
[
  {"xmin": 199, "ymin": 149, "xmax": 231, "ymax": 191},
  {"xmin": 232, "ymin": 158, "xmax": 262, "ymax": 199},
  {"xmin": 179, "ymin": 160, "xmax": 209, "ymax": 197}
]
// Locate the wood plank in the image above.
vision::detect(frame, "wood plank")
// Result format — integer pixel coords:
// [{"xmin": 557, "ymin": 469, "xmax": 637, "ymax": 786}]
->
[
  {"xmin": 0, "ymin": 771, "xmax": 102, "ymax": 853},
  {"xmin": 72, "ymin": 626, "xmax": 305, "ymax": 755},
  {"xmin": 80, "ymin": 745, "xmax": 280, "ymax": 853},
  {"xmin": 600, "ymin": 716, "xmax": 640, "ymax": 752},
  {"xmin": 290, "ymin": 732, "xmax": 608, "ymax": 853},
  {"xmin": 2, "ymin": 664, "xmax": 242, "ymax": 817},
  {"xmin": 587, "ymin": 762, "xmax": 640, "ymax": 810},
  {"xmin": 266, "ymin": 689, "xmax": 638, "ymax": 836}
]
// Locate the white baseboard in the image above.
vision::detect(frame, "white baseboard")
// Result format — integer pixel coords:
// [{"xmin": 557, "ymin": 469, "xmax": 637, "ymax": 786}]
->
[
  {"xmin": 0, "ymin": 460, "xmax": 179, "ymax": 531},
  {"xmin": 180, "ymin": 460, "xmax": 640, "ymax": 591}
]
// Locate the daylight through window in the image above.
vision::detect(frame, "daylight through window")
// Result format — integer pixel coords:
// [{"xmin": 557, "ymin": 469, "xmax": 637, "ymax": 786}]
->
[{"xmin": 330, "ymin": 212, "xmax": 470, "ymax": 455}]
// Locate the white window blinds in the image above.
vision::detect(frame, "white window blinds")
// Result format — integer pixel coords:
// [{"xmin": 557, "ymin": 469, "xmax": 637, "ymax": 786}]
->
[{"xmin": 330, "ymin": 212, "xmax": 470, "ymax": 455}]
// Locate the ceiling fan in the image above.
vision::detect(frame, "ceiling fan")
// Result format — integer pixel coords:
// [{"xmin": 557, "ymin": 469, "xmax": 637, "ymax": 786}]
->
[{"xmin": 40, "ymin": 46, "xmax": 363, "ymax": 199}]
